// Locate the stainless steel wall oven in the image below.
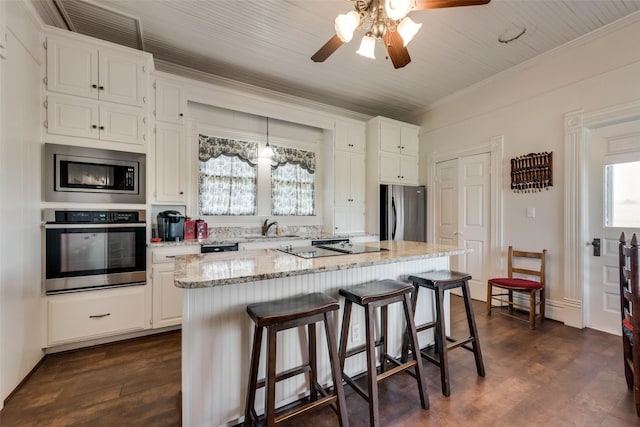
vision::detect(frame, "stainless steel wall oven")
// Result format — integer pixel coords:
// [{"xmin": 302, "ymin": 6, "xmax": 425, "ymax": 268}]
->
[{"xmin": 43, "ymin": 209, "xmax": 146, "ymax": 294}]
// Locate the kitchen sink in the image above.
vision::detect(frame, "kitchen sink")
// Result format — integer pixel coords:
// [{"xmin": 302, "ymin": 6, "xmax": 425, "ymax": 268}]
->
[{"xmin": 242, "ymin": 234, "xmax": 299, "ymax": 239}]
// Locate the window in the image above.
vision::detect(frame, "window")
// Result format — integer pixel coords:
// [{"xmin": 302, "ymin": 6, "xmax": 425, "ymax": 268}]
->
[
  {"xmin": 198, "ymin": 135, "xmax": 257, "ymax": 215},
  {"xmin": 605, "ymin": 161, "xmax": 640, "ymax": 227},
  {"xmin": 271, "ymin": 145, "xmax": 316, "ymax": 216}
]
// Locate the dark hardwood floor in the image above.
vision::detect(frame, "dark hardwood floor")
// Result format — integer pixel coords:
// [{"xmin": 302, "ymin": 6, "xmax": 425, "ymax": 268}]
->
[{"xmin": 1, "ymin": 297, "xmax": 639, "ymax": 426}]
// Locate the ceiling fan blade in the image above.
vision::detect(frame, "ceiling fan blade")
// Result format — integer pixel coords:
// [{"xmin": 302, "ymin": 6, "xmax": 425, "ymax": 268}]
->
[
  {"xmin": 414, "ymin": 0, "xmax": 490, "ymax": 10},
  {"xmin": 311, "ymin": 35, "xmax": 345, "ymax": 62},
  {"xmin": 383, "ymin": 31, "xmax": 411, "ymax": 69}
]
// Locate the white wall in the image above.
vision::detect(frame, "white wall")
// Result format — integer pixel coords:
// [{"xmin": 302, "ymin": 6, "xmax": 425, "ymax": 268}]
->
[
  {"xmin": 0, "ymin": 0, "xmax": 44, "ymax": 406},
  {"xmin": 418, "ymin": 13, "xmax": 640, "ymax": 319}
]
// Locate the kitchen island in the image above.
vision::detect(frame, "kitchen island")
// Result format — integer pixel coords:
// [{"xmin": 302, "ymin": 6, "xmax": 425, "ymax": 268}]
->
[{"xmin": 174, "ymin": 240, "xmax": 469, "ymax": 427}]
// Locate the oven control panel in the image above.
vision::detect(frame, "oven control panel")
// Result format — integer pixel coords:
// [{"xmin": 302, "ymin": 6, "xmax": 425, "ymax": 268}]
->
[{"xmin": 44, "ymin": 209, "xmax": 146, "ymax": 224}]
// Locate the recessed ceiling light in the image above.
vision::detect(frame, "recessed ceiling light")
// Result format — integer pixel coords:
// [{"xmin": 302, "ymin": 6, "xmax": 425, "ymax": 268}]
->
[{"xmin": 498, "ymin": 26, "xmax": 527, "ymax": 44}]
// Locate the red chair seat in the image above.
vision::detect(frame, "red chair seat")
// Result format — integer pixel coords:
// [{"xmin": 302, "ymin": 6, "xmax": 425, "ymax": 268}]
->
[{"xmin": 489, "ymin": 277, "xmax": 543, "ymax": 291}]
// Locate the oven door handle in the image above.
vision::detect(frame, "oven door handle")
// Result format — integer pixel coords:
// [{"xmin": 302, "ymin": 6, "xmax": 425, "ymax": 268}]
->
[{"xmin": 44, "ymin": 223, "xmax": 146, "ymax": 229}]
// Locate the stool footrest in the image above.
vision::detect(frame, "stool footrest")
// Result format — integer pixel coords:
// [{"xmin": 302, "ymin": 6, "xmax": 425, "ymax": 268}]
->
[
  {"xmin": 342, "ymin": 373, "xmax": 369, "ymax": 401},
  {"xmin": 446, "ymin": 336, "xmax": 475, "ymax": 351},
  {"xmin": 415, "ymin": 320, "xmax": 436, "ymax": 333},
  {"xmin": 274, "ymin": 395, "xmax": 337, "ymax": 425},
  {"xmin": 256, "ymin": 364, "xmax": 311, "ymax": 389},
  {"xmin": 343, "ymin": 338, "xmax": 385, "ymax": 359},
  {"xmin": 377, "ymin": 359, "xmax": 417, "ymax": 381}
]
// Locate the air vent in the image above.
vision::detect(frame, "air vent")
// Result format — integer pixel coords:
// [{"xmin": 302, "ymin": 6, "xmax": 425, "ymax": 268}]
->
[{"xmin": 54, "ymin": 0, "xmax": 144, "ymax": 50}]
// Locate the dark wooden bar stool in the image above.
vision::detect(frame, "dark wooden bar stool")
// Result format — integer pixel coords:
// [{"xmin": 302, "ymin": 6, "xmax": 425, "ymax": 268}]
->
[
  {"xmin": 339, "ymin": 279, "xmax": 429, "ymax": 427},
  {"xmin": 245, "ymin": 292, "xmax": 348, "ymax": 427},
  {"xmin": 405, "ymin": 270, "xmax": 485, "ymax": 396}
]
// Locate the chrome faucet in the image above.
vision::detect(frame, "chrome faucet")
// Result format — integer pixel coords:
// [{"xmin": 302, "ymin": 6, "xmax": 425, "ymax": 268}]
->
[{"xmin": 262, "ymin": 218, "xmax": 278, "ymax": 236}]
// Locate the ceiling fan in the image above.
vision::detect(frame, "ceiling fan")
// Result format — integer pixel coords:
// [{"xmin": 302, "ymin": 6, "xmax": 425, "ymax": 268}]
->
[{"xmin": 311, "ymin": 0, "xmax": 491, "ymax": 69}]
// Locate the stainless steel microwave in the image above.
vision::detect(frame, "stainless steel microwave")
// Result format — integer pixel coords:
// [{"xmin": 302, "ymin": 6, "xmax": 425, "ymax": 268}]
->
[{"xmin": 44, "ymin": 143, "xmax": 145, "ymax": 204}]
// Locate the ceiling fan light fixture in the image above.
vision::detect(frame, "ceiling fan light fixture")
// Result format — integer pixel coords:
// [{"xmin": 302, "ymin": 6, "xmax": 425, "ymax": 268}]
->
[
  {"xmin": 385, "ymin": 0, "xmax": 414, "ymax": 21},
  {"xmin": 397, "ymin": 16, "xmax": 422, "ymax": 46},
  {"xmin": 335, "ymin": 10, "xmax": 361, "ymax": 43},
  {"xmin": 356, "ymin": 34, "xmax": 377, "ymax": 59}
]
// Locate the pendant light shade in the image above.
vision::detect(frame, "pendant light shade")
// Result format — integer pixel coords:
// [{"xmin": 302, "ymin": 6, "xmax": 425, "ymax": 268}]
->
[
  {"xmin": 385, "ymin": 0, "xmax": 413, "ymax": 21},
  {"xmin": 397, "ymin": 16, "xmax": 422, "ymax": 46},
  {"xmin": 335, "ymin": 11, "xmax": 361, "ymax": 43},
  {"xmin": 262, "ymin": 117, "xmax": 274, "ymax": 157}
]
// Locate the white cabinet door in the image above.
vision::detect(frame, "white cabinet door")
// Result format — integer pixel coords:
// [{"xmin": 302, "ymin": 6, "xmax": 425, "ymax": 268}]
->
[
  {"xmin": 334, "ymin": 206, "xmax": 365, "ymax": 234},
  {"xmin": 99, "ymin": 103, "xmax": 145, "ymax": 145},
  {"xmin": 152, "ymin": 264, "xmax": 182, "ymax": 328},
  {"xmin": 47, "ymin": 37, "xmax": 99, "ymax": 99},
  {"xmin": 379, "ymin": 152, "xmax": 401, "ymax": 184},
  {"xmin": 335, "ymin": 152, "xmax": 365, "ymax": 205},
  {"xmin": 47, "ymin": 286, "xmax": 148, "ymax": 346},
  {"xmin": 47, "ymin": 37, "xmax": 144, "ymax": 107},
  {"xmin": 98, "ymin": 50, "xmax": 145, "ymax": 107},
  {"xmin": 335, "ymin": 120, "xmax": 365, "ymax": 152},
  {"xmin": 155, "ymin": 79, "xmax": 185, "ymax": 124},
  {"xmin": 155, "ymin": 124, "xmax": 186, "ymax": 203},
  {"xmin": 379, "ymin": 120, "xmax": 402, "ymax": 153},
  {"xmin": 47, "ymin": 94, "xmax": 99, "ymax": 139},
  {"xmin": 400, "ymin": 126, "xmax": 419, "ymax": 155},
  {"xmin": 400, "ymin": 154, "xmax": 419, "ymax": 185}
]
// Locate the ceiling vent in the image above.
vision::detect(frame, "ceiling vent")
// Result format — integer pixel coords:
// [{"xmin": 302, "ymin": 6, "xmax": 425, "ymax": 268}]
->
[{"xmin": 53, "ymin": 0, "xmax": 144, "ymax": 50}]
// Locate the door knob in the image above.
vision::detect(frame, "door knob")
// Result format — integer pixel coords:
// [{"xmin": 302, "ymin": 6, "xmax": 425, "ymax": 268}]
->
[{"xmin": 589, "ymin": 238, "xmax": 601, "ymax": 256}]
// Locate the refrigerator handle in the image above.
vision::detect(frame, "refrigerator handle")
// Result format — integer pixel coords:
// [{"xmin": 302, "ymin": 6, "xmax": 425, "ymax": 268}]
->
[{"xmin": 392, "ymin": 197, "xmax": 397, "ymax": 240}]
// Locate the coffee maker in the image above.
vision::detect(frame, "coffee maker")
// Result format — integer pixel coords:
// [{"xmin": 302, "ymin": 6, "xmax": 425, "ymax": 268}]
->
[{"xmin": 157, "ymin": 210, "xmax": 185, "ymax": 241}]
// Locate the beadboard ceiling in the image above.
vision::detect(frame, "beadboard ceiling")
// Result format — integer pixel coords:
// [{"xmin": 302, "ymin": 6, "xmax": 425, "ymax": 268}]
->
[{"xmin": 33, "ymin": 0, "xmax": 640, "ymax": 122}]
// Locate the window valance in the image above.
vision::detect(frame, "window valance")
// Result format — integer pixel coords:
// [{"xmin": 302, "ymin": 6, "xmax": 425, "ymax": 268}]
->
[
  {"xmin": 199, "ymin": 134, "xmax": 258, "ymax": 165},
  {"xmin": 270, "ymin": 145, "xmax": 316, "ymax": 173}
]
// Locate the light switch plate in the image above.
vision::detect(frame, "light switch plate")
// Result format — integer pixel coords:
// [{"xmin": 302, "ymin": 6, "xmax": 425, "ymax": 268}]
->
[{"xmin": 526, "ymin": 207, "xmax": 535, "ymax": 218}]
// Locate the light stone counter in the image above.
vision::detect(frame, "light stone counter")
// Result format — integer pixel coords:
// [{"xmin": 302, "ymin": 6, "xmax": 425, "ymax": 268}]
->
[{"xmin": 177, "ymin": 241, "xmax": 469, "ymax": 427}]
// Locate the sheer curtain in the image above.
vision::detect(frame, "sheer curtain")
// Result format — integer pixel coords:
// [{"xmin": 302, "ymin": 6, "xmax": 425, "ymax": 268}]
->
[
  {"xmin": 199, "ymin": 135, "xmax": 257, "ymax": 215},
  {"xmin": 271, "ymin": 145, "xmax": 316, "ymax": 216}
]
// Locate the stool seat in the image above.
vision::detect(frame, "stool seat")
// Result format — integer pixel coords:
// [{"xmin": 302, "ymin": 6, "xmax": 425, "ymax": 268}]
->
[
  {"xmin": 339, "ymin": 279, "xmax": 428, "ymax": 427},
  {"xmin": 245, "ymin": 292, "xmax": 348, "ymax": 427},
  {"xmin": 404, "ymin": 270, "xmax": 485, "ymax": 397},
  {"xmin": 339, "ymin": 279, "xmax": 413, "ymax": 305},
  {"xmin": 248, "ymin": 292, "xmax": 339, "ymax": 327},
  {"xmin": 409, "ymin": 270, "xmax": 472, "ymax": 287}
]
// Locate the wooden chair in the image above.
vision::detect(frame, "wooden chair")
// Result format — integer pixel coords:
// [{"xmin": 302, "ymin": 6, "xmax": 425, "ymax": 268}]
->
[
  {"xmin": 486, "ymin": 246, "xmax": 547, "ymax": 329},
  {"xmin": 619, "ymin": 232, "xmax": 640, "ymax": 417}
]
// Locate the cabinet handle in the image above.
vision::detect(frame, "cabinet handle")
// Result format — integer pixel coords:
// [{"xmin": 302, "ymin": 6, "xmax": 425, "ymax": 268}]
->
[
  {"xmin": 89, "ymin": 313, "xmax": 111, "ymax": 319},
  {"xmin": 179, "ymin": 113, "xmax": 184, "ymax": 117},
  {"xmin": 99, "ymin": 126, "xmax": 105, "ymax": 130},
  {"xmin": 91, "ymin": 84, "xmax": 97, "ymax": 89},
  {"xmin": 179, "ymin": 191, "xmax": 184, "ymax": 195},
  {"xmin": 92, "ymin": 125, "xmax": 97, "ymax": 129},
  {"xmin": 166, "ymin": 255, "xmax": 176, "ymax": 259},
  {"xmin": 99, "ymin": 86, "xmax": 105, "ymax": 90}
]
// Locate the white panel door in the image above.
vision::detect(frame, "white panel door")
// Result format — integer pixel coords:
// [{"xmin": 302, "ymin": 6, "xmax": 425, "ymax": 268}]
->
[
  {"xmin": 155, "ymin": 124, "xmax": 186, "ymax": 203},
  {"xmin": 155, "ymin": 79, "xmax": 184, "ymax": 124},
  {"xmin": 458, "ymin": 153, "xmax": 491, "ymax": 300},
  {"xmin": 436, "ymin": 159, "xmax": 458, "ymax": 251},
  {"xmin": 587, "ymin": 119, "xmax": 640, "ymax": 334},
  {"xmin": 436, "ymin": 154, "xmax": 491, "ymax": 300}
]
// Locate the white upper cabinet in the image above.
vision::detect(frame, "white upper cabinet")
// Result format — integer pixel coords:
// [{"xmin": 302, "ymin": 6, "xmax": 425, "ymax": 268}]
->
[
  {"xmin": 367, "ymin": 116, "xmax": 420, "ymax": 185},
  {"xmin": 154, "ymin": 123, "xmax": 186, "ymax": 203},
  {"xmin": 335, "ymin": 152, "xmax": 365, "ymax": 205},
  {"xmin": 155, "ymin": 79, "xmax": 185, "ymax": 124},
  {"xmin": 46, "ymin": 36, "xmax": 145, "ymax": 107},
  {"xmin": 335, "ymin": 120, "xmax": 365, "ymax": 153},
  {"xmin": 378, "ymin": 118, "xmax": 419, "ymax": 155}
]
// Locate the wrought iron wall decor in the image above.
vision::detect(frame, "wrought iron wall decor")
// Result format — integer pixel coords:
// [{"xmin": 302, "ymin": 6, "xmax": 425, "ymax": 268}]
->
[{"xmin": 511, "ymin": 152, "xmax": 553, "ymax": 193}]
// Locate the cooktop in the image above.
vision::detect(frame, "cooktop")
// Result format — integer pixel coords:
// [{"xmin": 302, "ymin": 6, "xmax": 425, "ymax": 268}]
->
[{"xmin": 278, "ymin": 242, "xmax": 387, "ymax": 259}]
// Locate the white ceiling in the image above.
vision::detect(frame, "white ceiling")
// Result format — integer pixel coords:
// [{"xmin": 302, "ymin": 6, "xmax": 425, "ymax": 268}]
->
[{"xmin": 33, "ymin": 0, "xmax": 640, "ymax": 122}]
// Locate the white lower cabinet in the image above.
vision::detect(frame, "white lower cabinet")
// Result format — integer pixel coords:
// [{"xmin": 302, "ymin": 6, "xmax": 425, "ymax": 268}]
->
[
  {"xmin": 46, "ymin": 286, "xmax": 148, "ymax": 346},
  {"xmin": 151, "ymin": 245, "xmax": 200, "ymax": 328},
  {"xmin": 334, "ymin": 206, "xmax": 365, "ymax": 234}
]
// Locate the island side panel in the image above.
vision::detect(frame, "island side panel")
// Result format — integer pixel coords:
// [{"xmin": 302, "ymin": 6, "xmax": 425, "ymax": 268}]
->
[{"xmin": 182, "ymin": 256, "xmax": 449, "ymax": 427}]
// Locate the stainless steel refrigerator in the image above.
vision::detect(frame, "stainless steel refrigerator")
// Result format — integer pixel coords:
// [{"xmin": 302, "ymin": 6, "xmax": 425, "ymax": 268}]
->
[{"xmin": 380, "ymin": 184, "xmax": 427, "ymax": 242}]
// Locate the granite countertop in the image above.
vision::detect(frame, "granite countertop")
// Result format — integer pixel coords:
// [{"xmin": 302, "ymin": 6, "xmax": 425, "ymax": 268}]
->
[
  {"xmin": 148, "ymin": 232, "xmax": 376, "ymax": 248},
  {"xmin": 174, "ymin": 240, "xmax": 470, "ymax": 289}
]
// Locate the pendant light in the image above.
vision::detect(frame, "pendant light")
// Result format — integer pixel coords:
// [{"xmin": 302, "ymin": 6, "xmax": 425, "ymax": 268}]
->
[{"xmin": 263, "ymin": 117, "xmax": 274, "ymax": 157}]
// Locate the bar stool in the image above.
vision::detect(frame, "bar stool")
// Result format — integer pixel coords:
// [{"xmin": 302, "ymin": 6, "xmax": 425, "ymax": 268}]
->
[
  {"xmin": 245, "ymin": 292, "xmax": 348, "ymax": 427},
  {"xmin": 339, "ymin": 279, "xmax": 429, "ymax": 427},
  {"xmin": 405, "ymin": 270, "xmax": 485, "ymax": 396}
]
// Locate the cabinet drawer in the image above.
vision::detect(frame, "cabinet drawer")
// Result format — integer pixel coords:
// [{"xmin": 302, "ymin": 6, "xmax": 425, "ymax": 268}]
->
[
  {"xmin": 47, "ymin": 286, "xmax": 147, "ymax": 345},
  {"xmin": 151, "ymin": 245, "xmax": 200, "ymax": 264}
]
